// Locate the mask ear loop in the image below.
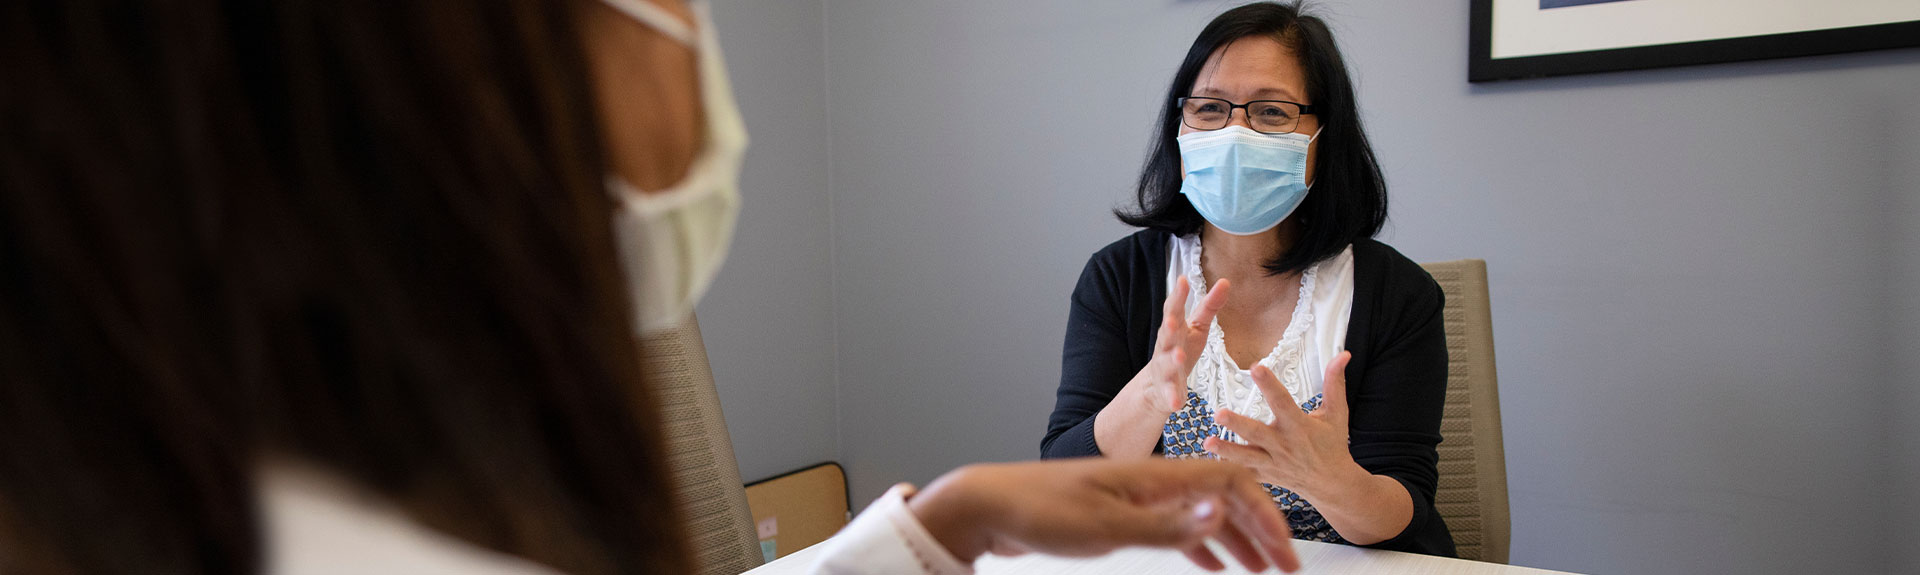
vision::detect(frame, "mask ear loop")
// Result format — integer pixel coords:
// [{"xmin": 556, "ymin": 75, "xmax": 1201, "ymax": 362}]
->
[
  {"xmin": 599, "ymin": 0, "xmax": 698, "ymax": 46},
  {"xmin": 1304, "ymin": 126, "xmax": 1324, "ymax": 189}
]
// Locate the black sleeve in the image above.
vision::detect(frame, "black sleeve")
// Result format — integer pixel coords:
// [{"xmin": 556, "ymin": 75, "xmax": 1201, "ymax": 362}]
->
[
  {"xmin": 1041, "ymin": 255, "xmax": 1142, "ymax": 459},
  {"xmin": 1347, "ymin": 268, "xmax": 1452, "ymax": 553}
]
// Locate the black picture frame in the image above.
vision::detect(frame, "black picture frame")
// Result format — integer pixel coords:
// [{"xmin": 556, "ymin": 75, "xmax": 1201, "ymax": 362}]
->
[{"xmin": 1469, "ymin": 0, "xmax": 1920, "ymax": 83}]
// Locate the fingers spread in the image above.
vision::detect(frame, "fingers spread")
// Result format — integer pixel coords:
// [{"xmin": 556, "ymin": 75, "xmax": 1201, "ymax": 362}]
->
[
  {"xmin": 1202, "ymin": 436, "xmax": 1262, "ymax": 464},
  {"xmin": 1320, "ymin": 350, "xmax": 1352, "ymax": 421},
  {"xmin": 1261, "ymin": 532, "xmax": 1301, "ymax": 573},
  {"xmin": 1251, "ymin": 365, "xmax": 1306, "ymax": 428},
  {"xmin": 1161, "ymin": 276, "xmax": 1190, "ymax": 350},
  {"xmin": 1093, "ymin": 459, "xmax": 1297, "ymax": 572},
  {"xmin": 1223, "ymin": 477, "xmax": 1300, "ymax": 572},
  {"xmin": 1210, "ymin": 410, "xmax": 1280, "ymax": 452},
  {"xmin": 1181, "ymin": 543, "xmax": 1227, "ymax": 572},
  {"xmin": 1212, "ymin": 522, "xmax": 1270, "ymax": 573},
  {"xmin": 1095, "ymin": 495, "xmax": 1218, "ymax": 550},
  {"xmin": 1191, "ymin": 278, "xmax": 1231, "ymax": 329}
]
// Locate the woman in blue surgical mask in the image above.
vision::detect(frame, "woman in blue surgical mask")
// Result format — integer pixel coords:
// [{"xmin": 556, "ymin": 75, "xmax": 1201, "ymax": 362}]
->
[
  {"xmin": 1042, "ymin": 1, "xmax": 1457, "ymax": 557},
  {"xmin": 588, "ymin": 1, "xmax": 1298, "ymax": 573},
  {"xmin": 0, "ymin": 0, "xmax": 1302, "ymax": 573}
]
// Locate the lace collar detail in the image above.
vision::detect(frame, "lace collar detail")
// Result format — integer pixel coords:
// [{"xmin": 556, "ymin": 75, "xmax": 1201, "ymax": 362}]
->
[{"xmin": 1180, "ymin": 234, "xmax": 1319, "ymax": 422}]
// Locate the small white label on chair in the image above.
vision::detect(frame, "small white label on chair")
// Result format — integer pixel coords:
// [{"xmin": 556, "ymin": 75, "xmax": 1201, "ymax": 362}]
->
[{"xmin": 757, "ymin": 517, "xmax": 779, "ymax": 539}]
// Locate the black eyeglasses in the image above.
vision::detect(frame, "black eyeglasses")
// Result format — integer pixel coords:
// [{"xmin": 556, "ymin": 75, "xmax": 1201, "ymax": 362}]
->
[{"xmin": 1176, "ymin": 97, "xmax": 1317, "ymax": 134}]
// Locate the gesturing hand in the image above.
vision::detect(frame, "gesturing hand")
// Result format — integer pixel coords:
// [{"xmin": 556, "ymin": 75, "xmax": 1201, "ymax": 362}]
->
[
  {"xmin": 1133, "ymin": 275, "xmax": 1231, "ymax": 414},
  {"xmin": 907, "ymin": 458, "xmax": 1301, "ymax": 573},
  {"xmin": 1204, "ymin": 351, "xmax": 1368, "ymax": 496}
]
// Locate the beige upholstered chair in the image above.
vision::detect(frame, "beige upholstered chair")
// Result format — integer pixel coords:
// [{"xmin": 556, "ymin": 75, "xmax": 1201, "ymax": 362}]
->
[
  {"xmin": 1418, "ymin": 260, "xmax": 1511, "ymax": 564},
  {"xmin": 638, "ymin": 314, "xmax": 764, "ymax": 575}
]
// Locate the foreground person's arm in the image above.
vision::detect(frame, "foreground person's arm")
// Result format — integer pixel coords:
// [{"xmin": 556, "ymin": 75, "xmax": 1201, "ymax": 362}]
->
[{"xmin": 809, "ymin": 458, "xmax": 1299, "ymax": 574}]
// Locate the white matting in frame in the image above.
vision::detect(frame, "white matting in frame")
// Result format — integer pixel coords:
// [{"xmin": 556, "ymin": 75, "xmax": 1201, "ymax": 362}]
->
[
  {"xmin": 1492, "ymin": 0, "xmax": 1920, "ymax": 59},
  {"xmin": 1469, "ymin": 0, "xmax": 1920, "ymax": 82}
]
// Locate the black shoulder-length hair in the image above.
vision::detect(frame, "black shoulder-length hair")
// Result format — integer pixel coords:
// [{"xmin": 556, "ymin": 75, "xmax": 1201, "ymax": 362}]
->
[
  {"xmin": 1117, "ymin": 1, "xmax": 1388, "ymax": 276},
  {"xmin": 0, "ymin": 0, "xmax": 690, "ymax": 573}
]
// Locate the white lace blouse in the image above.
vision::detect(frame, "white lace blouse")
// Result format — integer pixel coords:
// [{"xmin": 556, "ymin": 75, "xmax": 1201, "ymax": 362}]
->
[{"xmin": 1167, "ymin": 234, "xmax": 1355, "ymax": 425}]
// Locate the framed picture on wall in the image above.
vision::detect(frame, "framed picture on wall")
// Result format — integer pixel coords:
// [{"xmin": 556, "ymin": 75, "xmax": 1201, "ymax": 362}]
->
[{"xmin": 1469, "ymin": 0, "xmax": 1920, "ymax": 82}]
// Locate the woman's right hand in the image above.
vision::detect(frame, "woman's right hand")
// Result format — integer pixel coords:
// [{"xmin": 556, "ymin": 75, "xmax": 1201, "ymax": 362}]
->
[{"xmin": 1095, "ymin": 275, "xmax": 1230, "ymax": 456}]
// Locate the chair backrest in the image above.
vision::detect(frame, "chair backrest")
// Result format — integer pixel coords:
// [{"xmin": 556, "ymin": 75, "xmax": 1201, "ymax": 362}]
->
[
  {"xmin": 744, "ymin": 462, "xmax": 851, "ymax": 561},
  {"xmin": 1418, "ymin": 259, "xmax": 1511, "ymax": 564},
  {"xmin": 638, "ymin": 314, "xmax": 763, "ymax": 575}
]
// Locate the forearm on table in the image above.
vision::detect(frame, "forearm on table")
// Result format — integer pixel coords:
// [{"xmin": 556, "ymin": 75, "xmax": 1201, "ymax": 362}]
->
[
  {"xmin": 1297, "ymin": 461, "xmax": 1415, "ymax": 546},
  {"xmin": 907, "ymin": 469, "xmax": 992, "ymax": 563}
]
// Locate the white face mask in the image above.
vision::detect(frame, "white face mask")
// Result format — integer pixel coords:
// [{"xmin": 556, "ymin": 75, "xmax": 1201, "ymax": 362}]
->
[{"xmin": 600, "ymin": 0, "xmax": 748, "ymax": 332}]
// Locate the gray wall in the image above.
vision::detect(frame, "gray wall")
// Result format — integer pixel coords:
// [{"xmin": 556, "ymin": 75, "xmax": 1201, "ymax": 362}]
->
[
  {"xmin": 1891, "ymin": 82, "xmax": 1920, "ymax": 575},
  {"xmin": 819, "ymin": 1, "xmax": 1917, "ymax": 574},
  {"xmin": 824, "ymin": 0, "xmax": 1211, "ymax": 512},
  {"xmin": 700, "ymin": 0, "xmax": 838, "ymax": 483},
  {"xmin": 708, "ymin": 0, "xmax": 1920, "ymax": 572}
]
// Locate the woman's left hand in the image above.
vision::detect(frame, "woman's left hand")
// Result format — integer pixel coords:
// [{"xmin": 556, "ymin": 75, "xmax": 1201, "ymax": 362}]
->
[{"xmin": 1204, "ymin": 351, "xmax": 1369, "ymax": 496}]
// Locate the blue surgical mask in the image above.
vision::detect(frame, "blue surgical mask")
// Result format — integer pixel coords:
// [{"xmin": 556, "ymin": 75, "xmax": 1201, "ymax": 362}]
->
[{"xmin": 1177, "ymin": 125, "xmax": 1318, "ymax": 236}]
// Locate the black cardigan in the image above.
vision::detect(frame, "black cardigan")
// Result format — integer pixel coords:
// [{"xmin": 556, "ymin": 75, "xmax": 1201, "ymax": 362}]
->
[{"xmin": 1041, "ymin": 229, "xmax": 1457, "ymax": 557}]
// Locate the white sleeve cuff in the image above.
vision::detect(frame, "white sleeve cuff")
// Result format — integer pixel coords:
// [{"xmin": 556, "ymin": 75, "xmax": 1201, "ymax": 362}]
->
[{"xmin": 808, "ymin": 483, "xmax": 974, "ymax": 575}]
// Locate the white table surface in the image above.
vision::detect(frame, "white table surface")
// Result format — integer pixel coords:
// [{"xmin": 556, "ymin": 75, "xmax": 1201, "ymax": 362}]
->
[{"xmin": 744, "ymin": 538, "xmax": 1574, "ymax": 574}]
